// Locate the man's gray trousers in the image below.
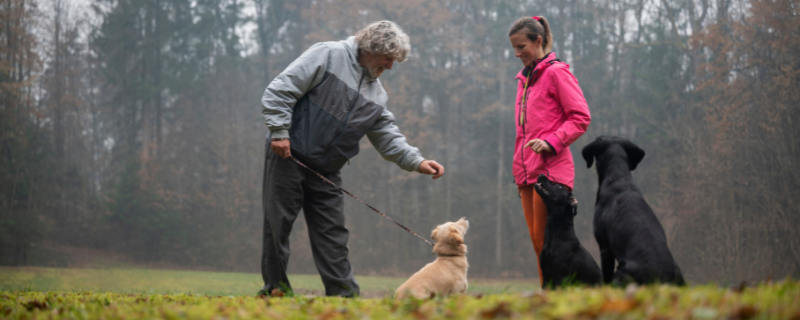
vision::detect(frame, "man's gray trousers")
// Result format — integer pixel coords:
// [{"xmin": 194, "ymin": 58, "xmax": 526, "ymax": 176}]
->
[{"xmin": 261, "ymin": 143, "xmax": 360, "ymax": 297}]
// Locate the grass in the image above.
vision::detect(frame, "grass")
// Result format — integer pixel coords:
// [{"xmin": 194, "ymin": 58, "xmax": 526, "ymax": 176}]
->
[
  {"xmin": 3, "ymin": 267, "xmax": 798, "ymax": 319},
  {"xmin": 2, "ymin": 281, "xmax": 799, "ymax": 319},
  {"xmin": 0, "ymin": 267, "xmax": 537, "ymax": 296}
]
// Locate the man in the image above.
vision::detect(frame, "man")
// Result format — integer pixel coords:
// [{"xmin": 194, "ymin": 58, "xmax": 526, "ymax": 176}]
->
[{"xmin": 259, "ymin": 21, "xmax": 444, "ymax": 297}]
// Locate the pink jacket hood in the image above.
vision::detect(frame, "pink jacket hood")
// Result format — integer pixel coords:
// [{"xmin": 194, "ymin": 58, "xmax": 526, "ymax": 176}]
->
[{"xmin": 513, "ymin": 52, "xmax": 591, "ymax": 188}]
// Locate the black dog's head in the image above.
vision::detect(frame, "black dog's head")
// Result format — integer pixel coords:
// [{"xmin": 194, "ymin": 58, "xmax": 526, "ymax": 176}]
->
[
  {"xmin": 533, "ymin": 174, "xmax": 578, "ymax": 219},
  {"xmin": 581, "ymin": 136, "xmax": 646, "ymax": 171}
]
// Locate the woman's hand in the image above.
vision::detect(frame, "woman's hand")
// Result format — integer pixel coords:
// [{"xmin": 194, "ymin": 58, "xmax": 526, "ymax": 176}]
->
[{"xmin": 525, "ymin": 139, "xmax": 552, "ymax": 154}]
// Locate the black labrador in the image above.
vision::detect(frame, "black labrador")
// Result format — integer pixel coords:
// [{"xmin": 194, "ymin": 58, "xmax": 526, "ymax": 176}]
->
[
  {"xmin": 582, "ymin": 136, "xmax": 685, "ymax": 286},
  {"xmin": 534, "ymin": 174, "xmax": 602, "ymax": 288}
]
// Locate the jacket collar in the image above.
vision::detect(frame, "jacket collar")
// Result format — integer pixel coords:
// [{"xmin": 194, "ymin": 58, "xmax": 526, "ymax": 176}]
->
[
  {"xmin": 342, "ymin": 36, "xmax": 378, "ymax": 82},
  {"xmin": 515, "ymin": 52, "xmax": 558, "ymax": 81}
]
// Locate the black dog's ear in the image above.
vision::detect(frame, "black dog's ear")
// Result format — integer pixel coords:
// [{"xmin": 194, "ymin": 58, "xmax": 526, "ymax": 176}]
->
[
  {"xmin": 568, "ymin": 194, "xmax": 578, "ymax": 216},
  {"xmin": 622, "ymin": 140, "xmax": 646, "ymax": 171},
  {"xmin": 581, "ymin": 138, "xmax": 605, "ymax": 168}
]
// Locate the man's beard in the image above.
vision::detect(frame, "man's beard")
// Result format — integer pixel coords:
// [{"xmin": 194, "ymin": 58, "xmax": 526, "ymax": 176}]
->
[{"xmin": 366, "ymin": 66, "xmax": 385, "ymax": 79}]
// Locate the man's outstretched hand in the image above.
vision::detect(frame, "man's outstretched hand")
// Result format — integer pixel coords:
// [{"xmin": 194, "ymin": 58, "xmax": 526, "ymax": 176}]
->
[
  {"xmin": 271, "ymin": 140, "xmax": 292, "ymax": 158},
  {"xmin": 274, "ymin": 141, "xmax": 442, "ymax": 179},
  {"xmin": 419, "ymin": 160, "xmax": 444, "ymax": 179}
]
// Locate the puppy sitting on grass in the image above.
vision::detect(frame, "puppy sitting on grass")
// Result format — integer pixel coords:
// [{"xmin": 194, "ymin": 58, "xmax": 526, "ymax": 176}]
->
[
  {"xmin": 395, "ymin": 217, "xmax": 469, "ymax": 299},
  {"xmin": 534, "ymin": 174, "xmax": 602, "ymax": 288}
]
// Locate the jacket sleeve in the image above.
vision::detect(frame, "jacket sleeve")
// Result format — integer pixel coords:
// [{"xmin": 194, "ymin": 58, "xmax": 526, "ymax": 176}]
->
[
  {"xmin": 261, "ymin": 43, "xmax": 331, "ymax": 139},
  {"xmin": 544, "ymin": 66, "xmax": 592, "ymax": 155},
  {"xmin": 366, "ymin": 108, "xmax": 425, "ymax": 172}
]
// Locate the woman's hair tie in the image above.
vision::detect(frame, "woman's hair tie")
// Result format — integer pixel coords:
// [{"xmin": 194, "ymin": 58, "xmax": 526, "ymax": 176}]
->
[{"xmin": 532, "ymin": 16, "xmax": 541, "ymax": 21}]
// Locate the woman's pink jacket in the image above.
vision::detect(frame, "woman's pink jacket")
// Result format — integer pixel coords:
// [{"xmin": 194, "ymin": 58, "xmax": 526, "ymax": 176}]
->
[{"xmin": 513, "ymin": 52, "xmax": 591, "ymax": 188}]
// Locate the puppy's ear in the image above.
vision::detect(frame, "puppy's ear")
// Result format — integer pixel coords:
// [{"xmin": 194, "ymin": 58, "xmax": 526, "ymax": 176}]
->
[
  {"xmin": 430, "ymin": 226, "xmax": 441, "ymax": 241},
  {"xmin": 446, "ymin": 229, "xmax": 463, "ymax": 246},
  {"xmin": 568, "ymin": 194, "xmax": 578, "ymax": 216},
  {"xmin": 581, "ymin": 138, "xmax": 604, "ymax": 168},
  {"xmin": 622, "ymin": 140, "xmax": 646, "ymax": 171}
]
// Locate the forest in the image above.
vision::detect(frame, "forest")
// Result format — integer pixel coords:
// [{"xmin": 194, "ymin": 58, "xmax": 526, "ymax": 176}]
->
[{"xmin": 1, "ymin": 0, "xmax": 798, "ymax": 284}]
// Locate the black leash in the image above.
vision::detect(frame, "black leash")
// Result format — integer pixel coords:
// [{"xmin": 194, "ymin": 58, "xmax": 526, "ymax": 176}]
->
[{"xmin": 290, "ymin": 156, "xmax": 434, "ymax": 247}]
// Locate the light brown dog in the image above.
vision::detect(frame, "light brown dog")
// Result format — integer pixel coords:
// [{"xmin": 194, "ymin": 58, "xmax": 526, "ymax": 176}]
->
[{"xmin": 395, "ymin": 217, "xmax": 469, "ymax": 299}]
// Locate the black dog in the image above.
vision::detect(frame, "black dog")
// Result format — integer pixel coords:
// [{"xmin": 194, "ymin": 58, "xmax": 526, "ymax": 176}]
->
[
  {"xmin": 534, "ymin": 174, "xmax": 602, "ymax": 288},
  {"xmin": 582, "ymin": 136, "xmax": 685, "ymax": 286}
]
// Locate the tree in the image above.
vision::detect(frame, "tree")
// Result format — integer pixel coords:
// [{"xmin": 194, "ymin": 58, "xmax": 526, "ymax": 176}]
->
[
  {"xmin": 0, "ymin": 0, "xmax": 48, "ymax": 265},
  {"xmin": 669, "ymin": 0, "xmax": 800, "ymax": 281}
]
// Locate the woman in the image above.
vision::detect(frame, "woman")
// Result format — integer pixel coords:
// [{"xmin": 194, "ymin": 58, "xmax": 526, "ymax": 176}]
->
[{"xmin": 508, "ymin": 16, "xmax": 591, "ymax": 286}]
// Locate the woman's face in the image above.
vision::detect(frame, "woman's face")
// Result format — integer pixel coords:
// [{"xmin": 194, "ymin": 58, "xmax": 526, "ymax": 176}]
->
[{"xmin": 509, "ymin": 32, "xmax": 543, "ymax": 67}]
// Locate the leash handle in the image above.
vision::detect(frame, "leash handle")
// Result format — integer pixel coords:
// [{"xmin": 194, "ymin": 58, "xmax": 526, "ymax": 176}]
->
[{"xmin": 289, "ymin": 156, "xmax": 434, "ymax": 247}]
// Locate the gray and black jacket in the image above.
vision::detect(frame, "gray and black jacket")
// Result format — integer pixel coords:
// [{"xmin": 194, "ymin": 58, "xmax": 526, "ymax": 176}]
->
[{"xmin": 261, "ymin": 37, "xmax": 425, "ymax": 173}]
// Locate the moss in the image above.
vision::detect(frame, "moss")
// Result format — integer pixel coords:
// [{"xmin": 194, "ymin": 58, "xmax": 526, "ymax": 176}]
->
[{"xmin": 1, "ymin": 280, "xmax": 798, "ymax": 319}]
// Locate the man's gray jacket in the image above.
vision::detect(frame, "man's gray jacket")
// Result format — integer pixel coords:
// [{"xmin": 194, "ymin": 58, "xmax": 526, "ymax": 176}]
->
[{"xmin": 261, "ymin": 37, "xmax": 425, "ymax": 173}]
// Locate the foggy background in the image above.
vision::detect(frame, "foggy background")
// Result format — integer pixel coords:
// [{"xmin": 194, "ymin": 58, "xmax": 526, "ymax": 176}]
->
[{"xmin": 1, "ymin": 0, "xmax": 798, "ymax": 284}]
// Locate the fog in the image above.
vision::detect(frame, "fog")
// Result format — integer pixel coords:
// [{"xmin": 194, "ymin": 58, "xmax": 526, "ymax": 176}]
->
[{"xmin": 1, "ymin": 0, "xmax": 798, "ymax": 284}]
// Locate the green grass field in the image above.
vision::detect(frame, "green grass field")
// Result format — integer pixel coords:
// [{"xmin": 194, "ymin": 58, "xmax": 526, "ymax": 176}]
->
[
  {"xmin": 0, "ymin": 267, "xmax": 537, "ymax": 296},
  {"xmin": 2, "ymin": 267, "xmax": 799, "ymax": 319},
  {"xmin": 3, "ymin": 281, "xmax": 799, "ymax": 319}
]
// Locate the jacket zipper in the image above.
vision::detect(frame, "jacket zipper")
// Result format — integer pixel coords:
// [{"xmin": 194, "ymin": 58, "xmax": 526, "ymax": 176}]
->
[
  {"xmin": 345, "ymin": 73, "xmax": 366, "ymax": 122},
  {"xmin": 520, "ymin": 108, "xmax": 529, "ymax": 186},
  {"xmin": 519, "ymin": 69, "xmax": 541, "ymax": 186},
  {"xmin": 322, "ymin": 71, "xmax": 366, "ymax": 164}
]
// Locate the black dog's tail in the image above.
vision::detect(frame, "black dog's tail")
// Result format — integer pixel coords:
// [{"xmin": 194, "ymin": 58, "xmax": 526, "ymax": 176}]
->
[{"xmin": 673, "ymin": 271, "xmax": 687, "ymax": 286}]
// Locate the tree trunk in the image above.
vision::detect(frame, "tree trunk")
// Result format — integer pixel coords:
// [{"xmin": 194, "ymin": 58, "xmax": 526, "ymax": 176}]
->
[{"xmin": 495, "ymin": 69, "xmax": 506, "ymax": 268}]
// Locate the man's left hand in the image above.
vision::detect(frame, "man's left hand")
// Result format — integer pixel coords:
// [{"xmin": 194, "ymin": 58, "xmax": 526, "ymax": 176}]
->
[{"xmin": 419, "ymin": 160, "xmax": 444, "ymax": 179}]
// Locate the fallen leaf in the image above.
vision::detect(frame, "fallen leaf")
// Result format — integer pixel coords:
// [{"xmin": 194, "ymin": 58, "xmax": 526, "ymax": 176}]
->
[
  {"xmin": 410, "ymin": 309, "xmax": 429, "ymax": 320},
  {"xmin": 728, "ymin": 305, "xmax": 758, "ymax": 320},
  {"xmin": 481, "ymin": 302, "xmax": 512, "ymax": 319},
  {"xmin": 317, "ymin": 309, "xmax": 337, "ymax": 320},
  {"xmin": 23, "ymin": 300, "xmax": 48, "ymax": 311},
  {"xmin": 600, "ymin": 299, "xmax": 638, "ymax": 313}
]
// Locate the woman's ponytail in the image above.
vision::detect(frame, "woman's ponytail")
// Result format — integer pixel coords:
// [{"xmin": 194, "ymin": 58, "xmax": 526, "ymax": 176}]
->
[
  {"xmin": 508, "ymin": 16, "xmax": 553, "ymax": 53},
  {"xmin": 538, "ymin": 17, "xmax": 553, "ymax": 53}
]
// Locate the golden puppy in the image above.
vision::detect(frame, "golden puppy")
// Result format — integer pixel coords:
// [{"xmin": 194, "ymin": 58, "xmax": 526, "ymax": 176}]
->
[{"xmin": 395, "ymin": 217, "xmax": 469, "ymax": 299}]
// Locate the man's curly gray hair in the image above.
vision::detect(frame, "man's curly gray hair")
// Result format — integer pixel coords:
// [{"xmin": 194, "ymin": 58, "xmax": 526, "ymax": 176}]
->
[{"xmin": 354, "ymin": 21, "xmax": 411, "ymax": 62}]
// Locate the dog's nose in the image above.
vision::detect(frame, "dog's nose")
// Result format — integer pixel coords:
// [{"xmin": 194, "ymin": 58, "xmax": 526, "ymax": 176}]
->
[{"xmin": 462, "ymin": 217, "xmax": 467, "ymax": 220}]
